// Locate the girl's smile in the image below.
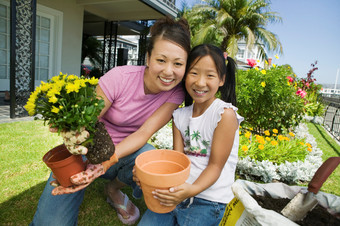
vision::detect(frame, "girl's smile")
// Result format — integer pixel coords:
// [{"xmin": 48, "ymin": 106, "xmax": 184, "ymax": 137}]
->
[{"xmin": 186, "ymin": 55, "xmax": 224, "ymax": 110}]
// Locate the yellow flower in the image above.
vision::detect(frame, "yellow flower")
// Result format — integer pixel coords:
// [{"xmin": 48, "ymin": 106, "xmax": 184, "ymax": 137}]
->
[
  {"xmin": 265, "ymin": 60, "xmax": 268, "ymax": 65},
  {"xmin": 245, "ymin": 131, "xmax": 252, "ymax": 139},
  {"xmin": 88, "ymin": 77, "xmax": 99, "ymax": 86},
  {"xmin": 273, "ymin": 129, "xmax": 278, "ymax": 134},
  {"xmin": 49, "ymin": 95, "xmax": 58, "ymax": 104},
  {"xmin": 258, "ymin": 144, "xmax": 264, "ymax": 150},
  {"xmin": 256, "ymin": 135, "xmax": 265, "ymax": 144},
  {"xmin": 59, "ymin": 105, "xmax": 63, "ymax": 109},
  {"xmin": 51, "ymin": 106, "xmax": 60, "ymax": 114},
  {"xmin": 249, "ymin": 128, "xmax": 253, "ymax": 131},
  {"xmin": 265, "ymin": 137, "xmax": 271, "ymax": 141},
  {"xmin": 24, "ymin": 102, "xmax": 36, "ymax": 116},
  {"xmin": 239, "ymin": 125, "xmax": 242, "ymax": 128},
  {"xmin": 67, "ymin": 74, "xmax": 78, "ymax": 81},
  {"xmin": 264, "ymin": 130, "xmax": 270, "ymax": 136},
  {"xmin": 256, "ymin": 59, "xmax": 260, "ymax": 63},
  {"xmin": 242, "ymin": 145, "xmax": 248, "ymax": 152},
  {"xmin": 278, "ymin": 135, "xmax": 284, "ymax": 141},
  {"xmin": 261, "ymin": 70, "xmax": 266, "ymax": 75},
  {"xmin": 40, "ymin": 81, "xmax": 51, "ymax": 92},
  {"xmin": 306, "ymin": 143, "xmax": 312, "ymax": 148},
  {"xmin": 272, "ymin": 64, "xmax": 276, "ymax": 68},
  {"xmin": 47, "ymin": 87, "xmax": 61, "ymax": 97},
  {"xmin": 255, "ymin": 67, "xmax": 259, "ymax": 71},
  {"xmin": 307, "ymin": 147, "xmax": 312, "ymax": 152},
  {"xmin": 289, "ymin": 132, "xmax": 295, "ymax": 137},
  {"xmin": 274, "ymin": 54, "xmax": 279, "ymax": 59},
  {"xmin": 261, "ymin": 81, "xmax": 266, "ymax": 87},
  {"xmin": 271, "ymin": 140, "xmax": 278, "ymax": 146},
  {"xmin": 66, "ymin": 82, "xmax": 80, "ymax": 93},
  {"xmin": 299, "ymin": 142, "xmax": 305, "ymax": 145}
]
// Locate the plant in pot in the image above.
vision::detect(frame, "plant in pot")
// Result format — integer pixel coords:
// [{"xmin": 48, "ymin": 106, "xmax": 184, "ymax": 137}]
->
[{"xmin": 24, "ymin": 73, "xmax": 115, "ymax": 187}]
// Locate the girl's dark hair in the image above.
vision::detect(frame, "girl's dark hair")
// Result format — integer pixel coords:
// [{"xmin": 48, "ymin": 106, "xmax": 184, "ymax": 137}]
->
[
  {"xmin": 147, "ymin": 16, "xmax": 191, "ymax": 56},
  {"xmin": 184, "ymin": 44, "xmax": 237, "ymax": 106}
]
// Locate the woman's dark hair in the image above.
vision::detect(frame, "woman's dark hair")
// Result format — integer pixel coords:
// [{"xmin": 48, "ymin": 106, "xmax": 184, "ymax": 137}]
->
[
  {"xmin": 184, "ymin": 44, "xmax": 237, "ymax": 106},
  {"xmin": 147, "ymin": 16, "xmax": 191, "ymax": 57}
]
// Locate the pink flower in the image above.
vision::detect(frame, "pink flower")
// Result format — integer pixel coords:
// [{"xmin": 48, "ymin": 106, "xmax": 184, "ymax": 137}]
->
[
  {"xmin": 296, "ymin": 88, "xmax": 307, "ymax": 98},
  {"xmin": 247, "ymin": 59, "xmax": 257, "ymax": 68},
  {"xmin": 300, "ymin": 90, "xmax": 307, "ymax": 98},
  {"xmin": 306, "ymin": 82, "xmax": 310, "ymax": 87},
  {"xmin": 223, "ymin": 52, "xmax": 228, "ymax": 59},
  {"xmin": 286, "ymin": 76, "xmax": 293, "ymax": 83}
]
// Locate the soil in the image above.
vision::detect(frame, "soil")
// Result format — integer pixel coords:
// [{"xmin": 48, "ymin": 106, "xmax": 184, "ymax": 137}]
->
[
  {"xmin": 251, "ymin": 195, "xmax": 340, "ymax": 226},
  {"xmin": 86, "ymin": 121, "xmax": 115, "ymax": 164}
]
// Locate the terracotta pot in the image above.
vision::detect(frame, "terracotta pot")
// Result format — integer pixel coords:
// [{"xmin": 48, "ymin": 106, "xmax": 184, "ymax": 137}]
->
[
  {"xmin": 135, "ymin": 149, "xmax": 191, "ymax": 213},
  {"xmin": 43, "ymin": 144, "xmax": 86, "ymax": 187}
]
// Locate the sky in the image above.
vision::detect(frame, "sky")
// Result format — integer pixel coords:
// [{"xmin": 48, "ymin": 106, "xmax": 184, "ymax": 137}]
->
[{"xmin": 176, "ymin": 0, "xmax": 340, "ymax": 86}]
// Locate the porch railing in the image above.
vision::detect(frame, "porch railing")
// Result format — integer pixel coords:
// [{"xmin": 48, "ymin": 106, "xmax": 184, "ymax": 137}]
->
[{"xmin": 322, "ymin": 95, "xmax": 340, "ymax": 142}]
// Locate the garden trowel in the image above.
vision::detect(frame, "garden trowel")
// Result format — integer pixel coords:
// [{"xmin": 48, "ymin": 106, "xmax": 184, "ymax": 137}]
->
[{"xmin": 281, "ymin": 157, "xmax": 340, "ymax": 222}]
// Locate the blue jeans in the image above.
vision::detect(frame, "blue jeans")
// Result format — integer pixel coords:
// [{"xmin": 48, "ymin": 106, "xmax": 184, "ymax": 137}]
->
[
  {"xmin": 30, "ymin": 143, "xmax": 155, "ymax": 226},
  {"xmin": 138, "ymin": 197, "xmax": 226, "ymax": 226}
]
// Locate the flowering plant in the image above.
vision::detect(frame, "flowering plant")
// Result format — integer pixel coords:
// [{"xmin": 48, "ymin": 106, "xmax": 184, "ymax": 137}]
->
[
  {"xmin": 237, "ymin": 123, "xmax": 323, "ymax": 183},
  {"xmin": 24, "ymin": 73, "xmax": 105, "ymax": 133},
  {"xmin": 237, "ymin": 64, "xmax": 304, "ymax": 133}
]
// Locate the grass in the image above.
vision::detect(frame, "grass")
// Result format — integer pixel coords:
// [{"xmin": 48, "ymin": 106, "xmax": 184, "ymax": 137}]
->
[
  {"xmin": 0, "ymin": 120, "xmax": 339, "ymax": 224},
  {"xmin": 305, "ymin": 122, "xmax": 340, "ymax": 196}
]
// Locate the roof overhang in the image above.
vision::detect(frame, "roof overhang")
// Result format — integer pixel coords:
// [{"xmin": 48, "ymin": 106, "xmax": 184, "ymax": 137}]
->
[{"xmin": 78, "ymin": 0, "xmax": 178, "ymax": 36}]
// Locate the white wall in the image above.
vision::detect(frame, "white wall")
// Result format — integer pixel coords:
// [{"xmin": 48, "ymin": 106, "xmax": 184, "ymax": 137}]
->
[{"xmin": 39, "ymin": 0, "xmax": 84, "ymax": 76}]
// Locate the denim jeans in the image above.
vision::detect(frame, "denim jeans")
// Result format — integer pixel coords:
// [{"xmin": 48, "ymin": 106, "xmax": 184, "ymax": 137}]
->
[
  {"xmin": 30, "ymin": 143, "xmax": 155, "ymax": 226},
  {"xmin": 138, "ymin": 197, "xmax": 226, "ymax": 226}
]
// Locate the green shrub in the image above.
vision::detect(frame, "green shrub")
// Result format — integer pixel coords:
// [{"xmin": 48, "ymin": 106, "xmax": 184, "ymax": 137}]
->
[{"xmin": 236, "ymin": 65, "xmax": 304, "ymax": 134}]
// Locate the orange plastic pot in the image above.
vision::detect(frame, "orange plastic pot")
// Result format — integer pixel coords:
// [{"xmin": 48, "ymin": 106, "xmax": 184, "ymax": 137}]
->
[
  {"xmin": 135, "ymin": 149, "xmax": 191, "ymax": 213},
  {"xmin": 43, "ymin": 144, "xmax": 86, "ymax": 187}
]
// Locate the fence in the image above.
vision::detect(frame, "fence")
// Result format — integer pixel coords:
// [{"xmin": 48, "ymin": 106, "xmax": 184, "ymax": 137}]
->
[{"xmin": 322, "ymin": 95, "xmax": 340, "ymax": 142}]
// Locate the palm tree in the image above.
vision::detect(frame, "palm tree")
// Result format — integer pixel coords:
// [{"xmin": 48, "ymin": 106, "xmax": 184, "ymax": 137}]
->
[
  {"xmin": 81, "ymin": 35, "xmax": 103, "ymax": 67},
  {"xmin": 184, "ymin": 0, "xmax": 282, "ymax": 59}
]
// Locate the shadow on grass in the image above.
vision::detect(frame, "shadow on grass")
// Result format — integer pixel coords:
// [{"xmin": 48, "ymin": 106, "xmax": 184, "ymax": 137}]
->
[
  {"xmin": 312, "ymin": 123, "xmax": 340, "ymax": 157},
  {"xmin": 0, "ymin": 179, "xmax": 148, "ymax": 225},
  {"xmin": 0, "ymin": 181, "xmax": 46, "ymax": 225}
]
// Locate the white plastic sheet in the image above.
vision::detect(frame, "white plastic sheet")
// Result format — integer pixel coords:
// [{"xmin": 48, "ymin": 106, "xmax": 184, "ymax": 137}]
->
[{"xmin": 219, "ymin": 179, "xmax": 340, "ymax": 225}]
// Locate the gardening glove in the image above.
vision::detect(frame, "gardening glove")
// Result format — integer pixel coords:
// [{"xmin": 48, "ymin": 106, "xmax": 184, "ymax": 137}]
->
[
  {"xmin": 51, "ymin": 153, "xmax": 119, "ymax": 195},
  {"xmin": 60, "ymin": 128, "xmax": 89, "ymax": 155}
]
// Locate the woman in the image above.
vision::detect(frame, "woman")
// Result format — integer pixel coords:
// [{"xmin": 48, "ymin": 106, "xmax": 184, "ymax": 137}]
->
[{"xmin": 30, "ymin": 17, "xmax": 191, "ymax": 225}]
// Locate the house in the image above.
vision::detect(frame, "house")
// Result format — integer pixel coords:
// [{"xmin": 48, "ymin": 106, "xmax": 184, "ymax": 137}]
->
[{"xmin": 1, "ymin": 0, "xmax": 178, "ymax": 118}]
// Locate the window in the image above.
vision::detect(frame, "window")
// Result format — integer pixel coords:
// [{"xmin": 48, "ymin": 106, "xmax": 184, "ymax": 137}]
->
[
  {"xmin": 35, "ymin": 15, "xmax": 51, "ymax": 80},
  {"xmin": 0, "ymin": 0, "xmax": 62, "ymax": 90},
  {"xmin": 0, "ymin": 3, "xmax": 9, "ymax": 79},
  {"xmin": 237, "ymin": 49, "xmax": 245, "ymax": 59}
]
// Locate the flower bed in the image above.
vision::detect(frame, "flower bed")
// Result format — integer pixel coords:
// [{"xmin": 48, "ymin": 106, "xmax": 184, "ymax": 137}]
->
[{"xmin": 151, "ymin": 121, "xmax": 323, "ymax": 184}]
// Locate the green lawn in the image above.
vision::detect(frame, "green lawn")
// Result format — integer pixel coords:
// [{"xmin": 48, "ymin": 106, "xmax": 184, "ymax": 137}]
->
[
  {"xmin": 0, "ymin": 120, "xmax": 339, "ymax": 225},
  {"xmin": 305, "ymin": 122, "xmax": 340, "ymax": 196}
]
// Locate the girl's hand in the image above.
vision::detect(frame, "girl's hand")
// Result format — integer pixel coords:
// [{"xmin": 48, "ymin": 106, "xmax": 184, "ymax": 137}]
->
[
  {"xmin": 132, "ymin": 167, "xmax": 141, "ymax": 188},
  {"xmin": 152, "ymin": 183, "xmax": 192, "ymax": 207}
]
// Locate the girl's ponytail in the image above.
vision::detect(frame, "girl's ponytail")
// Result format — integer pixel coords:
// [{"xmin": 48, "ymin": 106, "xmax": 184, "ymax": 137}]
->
[{"xmin": 220, "ymin": 56, "xmax": 237, "ymax": 106}]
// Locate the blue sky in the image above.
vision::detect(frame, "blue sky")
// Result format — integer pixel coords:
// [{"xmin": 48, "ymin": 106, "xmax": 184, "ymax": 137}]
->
[{"xmin": 176, "ymin": 0, "xmax": 340, "ymax": 85}]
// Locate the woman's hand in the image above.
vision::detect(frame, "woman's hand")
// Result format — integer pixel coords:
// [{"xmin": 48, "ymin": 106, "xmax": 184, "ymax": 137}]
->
[
  {"xmin": 51, "ymin": 162, "xmax": 105, "ymax": 195},
  {"xmin": 152, "ymin": 183, "xmax": 192, "ymax": 207},
  {"xmin": 49, "ymin": 125, "xmax": 89, "ymax": 155}
]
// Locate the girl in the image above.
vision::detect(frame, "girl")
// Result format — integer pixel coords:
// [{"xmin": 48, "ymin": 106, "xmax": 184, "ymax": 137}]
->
[
  {"xmin": 138, "ymin": 44, "xmax": 243, "ymax": 225},
  {"xmin": 30, "ymin": 17, "xmax": 191, "ymax": 226}
]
